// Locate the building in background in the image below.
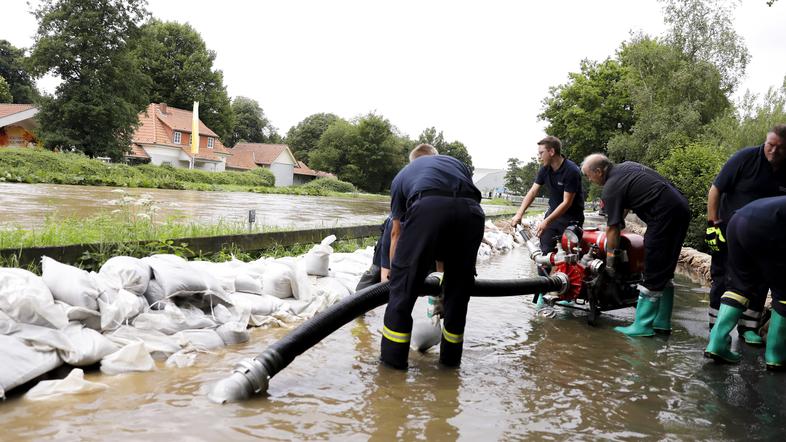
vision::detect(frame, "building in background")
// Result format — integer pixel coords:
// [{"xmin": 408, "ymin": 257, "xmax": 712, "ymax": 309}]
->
[
  {"xmin": 226, "ymin": 143, "xmax": 334, "ymax": 186},
  {"xmin": 472, "ymin": 168, "xmax": 507, "ymax": 198},
  {"xmin": 0, "ymin": 104, "xmax": 38, "ymax": 148}
]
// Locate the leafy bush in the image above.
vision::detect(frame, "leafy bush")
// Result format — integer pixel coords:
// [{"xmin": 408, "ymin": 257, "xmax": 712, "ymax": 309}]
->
[
  {"xmin": 302, "ymin": 177, "xmax": 356, "ymax": 193},
  {"xmin": 656, "ymin": 142, "xmax": 726, "ymax": 251}
]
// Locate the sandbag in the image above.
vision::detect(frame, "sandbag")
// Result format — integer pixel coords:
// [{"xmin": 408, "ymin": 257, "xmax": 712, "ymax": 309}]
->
[
  {"xmin": 234, "ymin": 272, "xmax": 263, "ymax": 295},
  {"xmin": 261, "ymin": 262, "xmax": 295, "ymax": 299},
  {"xmin": 304, "ymin": 235, "xmax": 336, "ymax": 276},
  {"xmin": 59, "ymin": 324, "xmax": 119, "ymax": 366},
  {"xmin": 229, "ymin": 292, "xmax": 284, "ymax": 317},
  {"xmin": 189, "ymin": 260, "xmax": 237, "ymax": 294},
  {"xmin": 314, "ymin": 276, "xmax": 351, "ymax": 299},
  {"xmin": 0, "ymin": 268, "xmax": 68, "ymax": 329},
  {"xmin": 41, "ymin": 257, "xmax": 101, "ymax": 310},
  {"xmin": 98, "ymin": 256, "xmax": 151, "ymax": 296},
  {"xmin": 272, "ymin": 257, "xmax": 312, "ymax": 301},
  {"xmin": 141, "ymin": 254, "xmax": 216, "ymax": 299},
  {"xmin": 10, "ymin": 322, "xmax": 74, "ymax": 353},
  {"xmin": 26, "ymin": 368, "xmax": 108, "ymax": 401},
  {"xmin": 173, "ymin": 329, "xmax": 225, "ymax": 350},
  {"xmin": 142, "ymin": 279, "xmax": 166, "ymax": 308},
  {"xmin": 63, "ymin": 304, "xmax": 102, "ymax": 331},
  {"xmin": 165, "ymin": 350, "xmax": 197, "ymax": 368},
  {"xmin": 216, "ymin": 321, "xmax": 249, "ymax": 345},
  {"xmin": 132, "ymin": 303, "xmax": 217, "ymax": 335},
  {"xmin": 97, "ymin": 288, "xmax": 146, "ymax": 332},
  {"xmin": 105, "ymin": 325, "xmax": 181, "ymax": 357},
  {"xmin": 0, "ymin": 334, "xmax": 62, "ymax": 399},
  {"xmin": 100, "ymin": 341, "xmax": 156, "ymax": 375},
  {"xmin": 410, "ymin": 320, "xmax": 442, "ymax": 352}
]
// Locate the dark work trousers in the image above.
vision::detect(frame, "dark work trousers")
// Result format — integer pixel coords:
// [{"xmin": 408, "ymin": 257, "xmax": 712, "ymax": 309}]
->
[
  {"xmin": 641, "ymin": 194, "xmax": 690, "ymax": 292},
  {"xmin": 709, "ymin": 226, "xmax": 767, "ymax": 331},
  {"xmin": 724, "ymin": 215, "xmax": 786, "ymax": 317},
  {"xmin": 381, "ymin": 196, "xmax": 485, "ymax": 369},
  {"xmin": 538, "ymin": 215, "xmax": 585, "ymax": 254}
]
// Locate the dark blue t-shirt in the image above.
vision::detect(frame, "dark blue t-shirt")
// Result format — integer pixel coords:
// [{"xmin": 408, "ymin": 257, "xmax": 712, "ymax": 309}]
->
[
  {"xmin": 714, "ymin": 145, "xmax": 786, "ymax": 223},
  {"xmin": 732, "ymin": 195, "xmax": 786, "ymax": 243},
  {"xmin": 390, "ymin": 155, "xmax": 479, "ymax": 220},
  {"xmin": 601, "ymin": 161, "xmax": 682, "ymax": 226},
  {"xmin": 534, "ymin": 157, "xmax": 585, "ymax": 221}
]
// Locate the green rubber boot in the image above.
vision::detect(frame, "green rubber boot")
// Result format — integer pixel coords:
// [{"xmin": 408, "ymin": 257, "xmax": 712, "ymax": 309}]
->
[
  {"xmin": 653, "ymin": 286, "xmax": 674, "ymax": 334},
  {"xmin": 704, "ymin": 304, "xmax": 743, "ymax": 363},
  {"xmin": 741, "ymin": 329, "xmax": 764, "ymax": 346},
  {"xmin": 614, "ymin": 294, "xmax": 659, "ymax": 337},
  {"xmin": 765, "ymin": 310, "xmax": 786, "ymax": 371},
  {"xmin": 535, "ymin": 293, "xmax": 546, "ymax": 310}
]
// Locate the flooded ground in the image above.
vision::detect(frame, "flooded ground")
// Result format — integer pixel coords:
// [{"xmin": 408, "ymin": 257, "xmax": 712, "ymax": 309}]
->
[
  {"xmin": 2, "ymin": 246, "xmax": 783, "ymax": 441},
  {"xmin": 0, "ymin": 183, "xmax": 509, "ymax": 230}
]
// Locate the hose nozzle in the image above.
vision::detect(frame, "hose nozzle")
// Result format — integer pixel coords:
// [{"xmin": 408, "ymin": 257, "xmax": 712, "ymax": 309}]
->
[{"xmin": 208, "ymin": 358, "xmax": 270, "ymax": 404}]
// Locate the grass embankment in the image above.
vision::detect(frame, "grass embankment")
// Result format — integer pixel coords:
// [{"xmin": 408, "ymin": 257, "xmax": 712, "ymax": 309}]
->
[{"xmin": 0, "ymin": 147, "xmax": 366, "ymax": 198}]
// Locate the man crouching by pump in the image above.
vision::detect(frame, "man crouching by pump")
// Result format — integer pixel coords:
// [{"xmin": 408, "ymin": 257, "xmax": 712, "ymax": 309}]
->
[{"xmin": 380, "ymin": 144, "xmax": 485, "ymax": 369}]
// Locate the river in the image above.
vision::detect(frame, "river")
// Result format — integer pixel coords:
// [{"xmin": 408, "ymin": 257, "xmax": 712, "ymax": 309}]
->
[
  {"xmin": 1, "ymin": 246, "xmax": 782, "ymax": 441},
  {"xmin": 0, "ymin": 183, "xmax": 510, "ymax": 230}
]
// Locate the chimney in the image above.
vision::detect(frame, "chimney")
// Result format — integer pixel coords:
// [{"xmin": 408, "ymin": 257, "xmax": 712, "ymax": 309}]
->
[{"xmin": 160, "ymin": 103, "xmax": 167, "ymax": 114}]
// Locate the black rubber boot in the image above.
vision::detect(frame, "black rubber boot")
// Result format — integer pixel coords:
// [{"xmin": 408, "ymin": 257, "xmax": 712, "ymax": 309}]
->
[
  {"xmin": 380, "ymin": 337, "xmax": 409, "ymax": 370},
  {"xmin": 439, "ymin": 336, "xmax": 463, "ymax": 367}
]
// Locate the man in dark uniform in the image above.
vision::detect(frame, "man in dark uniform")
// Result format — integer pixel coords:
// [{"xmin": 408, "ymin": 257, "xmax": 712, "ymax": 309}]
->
[
  {"xmin": 582, "ymin": 154, "xmax": 690, "ymax": 337},
  {"xmin": 705, "ymin": 196, "xmax": 786, "ymax": 367},
  {"xmin": 706, "ymin": 125, "xmax": 786, "ymax": 345},
  {"xmin": 511, "ymin": 136, "xmax": 584, "ymax": 307},
  {"xmin": 356, "ymin": 217, "xmax": 392, "ymax": 291},
  {"xmin": 380, "ymin": 144, "xmax": 485, "ymax": 369}
]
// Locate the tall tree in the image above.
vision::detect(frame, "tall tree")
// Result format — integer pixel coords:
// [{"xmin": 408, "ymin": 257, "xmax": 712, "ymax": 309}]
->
[
  {"xmin": 29, "ymin": 0, "xmax": 151, "ymax": 160},
  {"xmin": 129, "ymin": 19, "xmax": 232, "ymax": 141},
  {"xmin": 539, "ymin": 58, "xmax": 634, "ymax": 160},
  {"xmin": 659, "ymin": 0, "xmax": 750, "ymax": 94},
  {"xmin": 0, "ymin": 40, "xmax": 38, "ymax": 103},
  {"xmin": 286, "ymin": 113, "xmax": 342, "ymax": 164},
  {"xmin": 416, "ymin": 126, "xmax": 474, "ymax": 172},
  {"xmin": 0, "ymin": 76, "xmax": 12, "ymax": 103},
  {"xmin": 226, "ymin": 96, "xmax": 278, "ymax": 146},
  {"xmin": 505, "ymin": 157, "xmax": 543, "ymax": 196}
]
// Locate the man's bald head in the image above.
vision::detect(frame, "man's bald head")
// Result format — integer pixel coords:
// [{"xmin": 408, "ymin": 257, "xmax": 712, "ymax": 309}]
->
[{"xmin": 581, "ymin": 153, "xmax": 613, "ymax": 185}]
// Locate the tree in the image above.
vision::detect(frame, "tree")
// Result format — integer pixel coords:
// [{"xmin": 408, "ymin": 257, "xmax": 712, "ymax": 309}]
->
[
  {"xmin": 659, "ymin": 0, "xmax": 750, "ymax": 94},
  {"xmin": 310, "ymin": 113, "xmax": 407, "ymax": 192},
  {"xmin": 0, "ymin": 40, "xmax": 38, "ymax": 103},
  {"xmin": 286, "ymin": 113, "xmax": 343, "ymax": 164},
  {"xmin": 0, "ymin": 76, "xmax": 12, "ymax": 103},
  {"xmin": 504, "ymin": 157, "xmax": 543, "ymax": 196},
  {"xmin": 129, "ymin": 20, "xmax": 233, "ymax": 142},
  {"xmin": 29, "ymin": 0, "xmax": 151, "ymax": 160},
  {"xmin": 226, "ymin": 96, "xmax": 279, "ymax": 147},
  {"xmin": 539, "ymin": 58, "xmax": 635, "ymax": 160},
  {"xmin": 416, "ymin": 126, "xmax": 474, "ymax": 172}
]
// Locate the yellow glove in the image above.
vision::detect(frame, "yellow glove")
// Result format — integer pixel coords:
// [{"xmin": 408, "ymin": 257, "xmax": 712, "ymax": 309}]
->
[{"xmin": 705, "ymin": 223, "xmax": 725, "ymax": 253}]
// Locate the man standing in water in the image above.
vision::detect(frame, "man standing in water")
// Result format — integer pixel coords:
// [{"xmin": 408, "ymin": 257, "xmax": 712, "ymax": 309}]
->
[
  {"xmin": 706, "ymin": 196, "xmax": 786, "ymax": 368},
  {"xmin": 511, "ymin": 136, "xmax": 584, "ymax": 306},
  {"xmin": 705, "ymin": 125, "xmax": 786, "ymax": 348},
  {"xmin": 581, "ymin": 154, "xmax": 690, "ymax": 337},
  {"xmin": 381, "ymin": 144, "xmax": 485, "ymax": 369}
]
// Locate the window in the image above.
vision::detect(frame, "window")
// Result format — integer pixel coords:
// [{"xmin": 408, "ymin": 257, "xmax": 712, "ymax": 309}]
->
[
  {"xmin": 173, "ymin": 131, "xmax": 182, "ymax": 144},
  {"xmin": 207, "ymin": 137, "xmax": 214, "ymax": 149}
]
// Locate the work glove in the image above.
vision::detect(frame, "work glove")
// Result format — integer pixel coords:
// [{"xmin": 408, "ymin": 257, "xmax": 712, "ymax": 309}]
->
[{"xmin": 705, "ymin": 222, "xmax": 725, "ymax": 253}]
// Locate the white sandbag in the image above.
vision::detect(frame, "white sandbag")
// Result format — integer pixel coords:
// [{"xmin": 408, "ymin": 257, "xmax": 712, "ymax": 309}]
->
[
  {"xmin": 313, "ymin": 276, "xmax": 351, "ymax": 299},
  {"xmin": 329, "ymin": 250, "xmax": 373, "ymax": 276},
  {"xmin": 275, "ymin": 257, "xmax": 312, "ymax": 301},
  {"xmin": 330, "ymin": 271, "xmax": 362, "ymax": 295},
  {"xmin": 100, "ymin": 341, "xmax": 156, "ymax": 375},
  {"xmin": 97, "ymin": 288, "xmax": 146, "ymax": 332},
  {"xmin": 174, "ymin": 329, "xmax": 225, "ymax": 350},
  {"xmin": 58, "ymin": 324, "xmax": 119, "ymax": 366},
  {"xmin": 410, "ymin": 320, "xmax": 442, "ymax": 352},
  {"xmin": 0, "ymin": 311, "xmax": 20, "ymax": 335},
  {"xmin": 132, "ymin": 303, "xmax": 217, "ymax": 335},
  {"xmin": 216, "ymin": 321, "xmax": 249, "ymax": 345},
  {"xmin": 234, "ymin": 272, "xmax": 263, "ymax": 295},
  {"xmin": 229, "ymin": 292, "xmax": 284, "ymax": 317},
  {"xmin": 0, "ymin": 268, "xmax": 68, "ymax": 329},
  {"xmin": 26, "ymin": 368, "xmax": 108, "ymax": 401},
  {"xmin": 283, "ymin": 292, "xmax": 337, "ymax": 319},
  {"xmin": 165, "ymin": 350, "xmax": 197, "ymax": 368},
  {"xmin": 0, "ymin": 334, "xmax": 62, "ymax": 399},
  {"xmin": 41, "ymin": 257, "xmax": 101, "ymax": 310},
  {"xmin": 11, "ymin": 322, "xmax": 75, "ymax": 353},
  {"xmin": 304, "ymin": 235, "xmax": 336, "ymax": 276},
  {"xmin": 98, "ymin": 256, "xmax": 151, "ymax": 296},
  {"xmin": 261, "ymin": 262, "xmax": 295, "ymax": 299},
  {"xmin": 189, "ymin": 260, "xmax": 237, "ymax": 294},
  {"xmin": 141, "ymin": 254, "xmax": 212, "ymax": 299},
  {"xmin": 62, "ymin": 304, "xmax": 102, "ymax": 331},
  {"xmin": 105, "ymin": 325, "xmax": 181, "ymax": 357},
  {"xmin": 142, "ymin": 279, "xmax": 166, "ymax": 308}
]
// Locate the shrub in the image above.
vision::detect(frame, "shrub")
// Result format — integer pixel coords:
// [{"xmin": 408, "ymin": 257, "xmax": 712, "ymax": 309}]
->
[
  {"xmin": 656, "ymin": 142, "xmax": 726, "ymax": 251},
  {"xmin": 302, "ymin": 177, "xmax": 356, "ymax": 193}
]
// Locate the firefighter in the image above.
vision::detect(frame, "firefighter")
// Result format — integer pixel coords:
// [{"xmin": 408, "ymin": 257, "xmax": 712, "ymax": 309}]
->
[
  {"xmin": 581, "ymin": 154, "xmax": 690, "ymax": 337},
  {"xmin": 706, "ymin": 125, "xmax": 786, "ymax": 345},
  {"xmin": 380, "ymin": 144, "xmax": 485, "ymax": 369},
  {"xmin": 355, "ymin": 217, "xmax": 392, "ymax": 291},
  {"xmin": 705, "ymin": 196, "xmax": 786, "ymax": 367},
  {"xmin": 511, "ymin": 136, "xmax": 585, "ymax": 307}
]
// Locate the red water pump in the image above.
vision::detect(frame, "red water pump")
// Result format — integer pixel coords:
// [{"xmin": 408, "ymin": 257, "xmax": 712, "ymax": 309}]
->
[{"xmin": 523, "ymin": 225, "xmax": 645, "ymax": 324}]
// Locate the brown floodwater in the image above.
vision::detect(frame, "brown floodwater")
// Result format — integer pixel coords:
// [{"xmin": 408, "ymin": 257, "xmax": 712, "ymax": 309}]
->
[
  {"xmin": 2, "ymin": 247, "xmax": 783, "ymax": 441},
  {"xmin": 0, "ymin": 182, "xmax": 508, "ymax": 230}
]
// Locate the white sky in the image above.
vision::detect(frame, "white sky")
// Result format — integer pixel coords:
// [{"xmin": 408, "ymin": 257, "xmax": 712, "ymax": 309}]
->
[{"xmin": 4, "ymin": 0, "xmax": 785, "ymax": 168}]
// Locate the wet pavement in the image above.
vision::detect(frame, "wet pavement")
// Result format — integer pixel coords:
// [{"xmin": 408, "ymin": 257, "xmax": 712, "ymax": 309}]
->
[{"xmin": 1, "ymin": 246, "xmax": 783, "ymax": 440}]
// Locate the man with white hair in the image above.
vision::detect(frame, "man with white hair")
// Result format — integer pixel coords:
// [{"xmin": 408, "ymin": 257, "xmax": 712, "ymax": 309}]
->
[
  {"xmin": 380, "ymin": 144, "xmax": 484, "ymax": 369},
  {"xmin": 581, "ymin": 154, "xmax": 690, "ymax": 337}
]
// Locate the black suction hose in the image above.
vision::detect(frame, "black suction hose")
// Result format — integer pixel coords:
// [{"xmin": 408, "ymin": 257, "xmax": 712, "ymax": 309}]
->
[{"xmin": 208, "ymin": 273, "xmax": 568, "ymax": 403}]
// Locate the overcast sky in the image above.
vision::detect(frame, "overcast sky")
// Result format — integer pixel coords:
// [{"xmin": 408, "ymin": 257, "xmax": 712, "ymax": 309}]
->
[{"xmin": 4, "ymin": 0, "xmax": 785, "ymax": 168}]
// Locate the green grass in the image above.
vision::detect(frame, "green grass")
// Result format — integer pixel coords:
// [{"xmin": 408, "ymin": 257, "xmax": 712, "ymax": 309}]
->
[{"xmin": 483, "ymin": 197, "xmax": 516, "ymax": 206}]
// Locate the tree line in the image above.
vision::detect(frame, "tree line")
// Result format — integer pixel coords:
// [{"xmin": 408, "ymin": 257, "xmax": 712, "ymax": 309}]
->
[
  {"xmin": 0, "ymin": 0, "xmax": 474, "ymax": 194},
  {"xmin": 505, "ymin": 0, "xmax": 786, "ymax": 251}
]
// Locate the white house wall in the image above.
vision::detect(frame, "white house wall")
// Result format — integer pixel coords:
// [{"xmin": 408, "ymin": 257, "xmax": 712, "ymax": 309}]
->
[{"xmin": 270, "ymin": 163, "xmax": 294, "ymax": 187}]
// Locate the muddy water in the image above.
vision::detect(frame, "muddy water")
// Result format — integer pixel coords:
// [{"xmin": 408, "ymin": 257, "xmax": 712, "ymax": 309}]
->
[
  {"xmin": 2, "ymin": 247, "xmax": 784, "ymax": 441},
  {"xmin": 0, "ymin": 183, "xmax": 509, "ymax": 230}
]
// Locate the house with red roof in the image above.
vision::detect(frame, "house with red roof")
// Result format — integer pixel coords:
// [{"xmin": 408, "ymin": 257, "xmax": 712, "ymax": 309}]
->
[
  {"xmin": 128, "ymin": 103, "xmax": 231, "ymax": 171},
  {"xmin": 0, "ymin": 104, "xmax": 38, "ymax": 148},
  {"xmin": 226, "ymin": 143, "xmax": 335, "ymax": 186}
]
